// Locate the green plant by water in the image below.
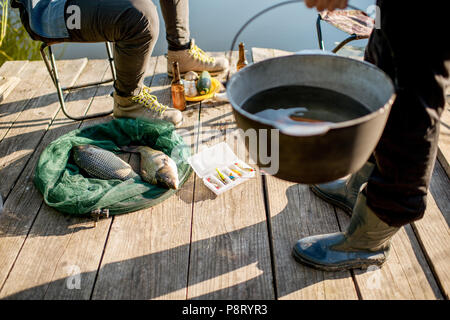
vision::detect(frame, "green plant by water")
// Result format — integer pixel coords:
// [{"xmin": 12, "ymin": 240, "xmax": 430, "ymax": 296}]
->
[{"xmin": 0, "ymin": 1, "xmax": 41, "ymax": 66}]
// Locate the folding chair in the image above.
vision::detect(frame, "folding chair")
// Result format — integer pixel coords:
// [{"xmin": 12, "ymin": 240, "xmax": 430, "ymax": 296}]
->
[
  {"xmin": 316, "ymin": 9, "xmax": 375, "ymax": 53},
  {"xmin": 12, "ymin": 0, "xmax": 116, "ymax": 121},
  {"xmin": 39, "ymin": 41, "xmax": 116, "ymax": 120}
]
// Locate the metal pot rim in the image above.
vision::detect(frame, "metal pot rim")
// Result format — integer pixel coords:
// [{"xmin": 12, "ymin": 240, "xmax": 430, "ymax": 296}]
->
[{"xmin": 228, "ymin": 54, "xmax": 396, "ymax": 135}]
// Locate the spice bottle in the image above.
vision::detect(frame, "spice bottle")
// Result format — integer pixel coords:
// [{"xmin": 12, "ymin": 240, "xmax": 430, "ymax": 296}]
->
[{"xmin": 171, "ymin": 61, "xmax": 186, "ymax": 111}]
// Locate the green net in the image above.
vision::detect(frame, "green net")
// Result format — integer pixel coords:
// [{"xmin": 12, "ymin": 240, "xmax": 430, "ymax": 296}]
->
[{"xmin": 34, "ymin": 118, "xmax": 192, "ymax": 216}]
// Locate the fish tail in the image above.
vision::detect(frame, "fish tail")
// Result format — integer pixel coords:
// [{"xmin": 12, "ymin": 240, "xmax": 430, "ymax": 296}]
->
[{"xmin": 119, "ymin": 145, "xmax": 141, "ymax": 154}]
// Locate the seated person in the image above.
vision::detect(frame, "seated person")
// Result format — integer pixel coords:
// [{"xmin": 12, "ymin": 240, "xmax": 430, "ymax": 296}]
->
[{"xmin": 13, "ymin": 0, "xmax": 229, "ymax": 127}]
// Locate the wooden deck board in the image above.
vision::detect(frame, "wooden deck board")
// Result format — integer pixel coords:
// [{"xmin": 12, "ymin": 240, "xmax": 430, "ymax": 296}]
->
[
  {"xmin": 411, "ymin": 161, "xmax": 450, "ymax": 299},
  {"xmin": 0, "ymin": 60, "xmax": 30, "ymax": 142},
  {"xmin": 91, "ymin": 56, "xmax": 198, "ymax": 300},
  {"xmin": 0, "ymin": 59, "xmax": 87, "ymax": 200},
  {"xmin": 337, "ymin": 209, "xmax": 443, "ymax": 299},
  {"xmin": 438, "ymin": 104, "xmax": 450, "ymax": 177},
  {"xmin": 0, "ymin": 49, "xmax": 448, "ymax": 299},
  {"xmin": 0, "ymin": 60, "xmax": 113, "ymax": 299},
  {"xmin": 0, "ymin": 61, "xmax": 27, "ymax": 106},
  {"xmin": 265, "ymin": 177, "xmax": 359, "ymax": 300},
  {"xmin": 185, "ymin": 52, "xmax": 275, "ymax": 300},
  {"xmin": 253, "ymin": 48, "xmax": 359, "ymax": 300},
  {"xmin": 252, "ymin": 47, "xmax": 447, "ymax": 300}
]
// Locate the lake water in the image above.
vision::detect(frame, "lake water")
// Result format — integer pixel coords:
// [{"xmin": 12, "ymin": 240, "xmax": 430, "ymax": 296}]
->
[{"xmin": 53, "ymin": 0, "xmax": 375, "ymax": 60}]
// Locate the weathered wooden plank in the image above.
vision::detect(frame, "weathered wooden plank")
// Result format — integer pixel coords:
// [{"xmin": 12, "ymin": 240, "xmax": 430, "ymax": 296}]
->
[
  {"xmin": 0, "ymin": 59, "xmax": 87, "ymax": 200},
  {"xmin": 252, "ymin": 48, "xmax": 358, "ymax": 300},
  {"xmin": 91, "ymin": 55, "xmax": 198, "ymax": 300},
  {"xmin": 265, "ymin": 178, "xmax": 358, "ymax": 300},
  {"xmin": 437, "ymin": 100, "xmax": 450, "ymax": 177},
  {"xmin": 0, "ymin": 77, "xmax": 20, "ymax": 103},
  {"xmin": 430, "ymin": 160, "xmax": 450, "ymax": 221},
  {"xmin": 254, "ymin": 47, "xmax": 445, "ymax": 300},
  {"xmin": 0, "ymin": 61, "xmax": 28, "ymax": 104},
  {"xmin": 336, "ymin": 209, "xmax": 443, "ymax": 300},
  {"xmin": 0, "ymin": 61, "xmax": 57, "ymax": 145},
  {"xmin": 0, "ymin": 60, "xmax": 35, "ymax": 142},
  {"xmin": 185, "ymin": 51, "xmax": 274, "ymax": 300},
  {"xmin": 411, "ymin": 162, "xmax": 450, "ymax": 299},
  {"xmin": 0, "ymin": 59, "xmax": 112, "ymax": 299},
  {"xmin": 0, "ymin": 60, "xmax": 28, "ymax": 76},
  {"xmin": 0, "ymin": 58, "xmax": 161, "ymax": 300}
]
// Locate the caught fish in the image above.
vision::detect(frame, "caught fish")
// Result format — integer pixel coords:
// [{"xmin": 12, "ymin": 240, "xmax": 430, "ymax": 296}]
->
[
  {"xmin": 121, "ymin": 146, "xmax": 179, "ymax": 190},
  {"xmin": 72, "ymin": 144, "xmax": 139, "ymax": 180}
]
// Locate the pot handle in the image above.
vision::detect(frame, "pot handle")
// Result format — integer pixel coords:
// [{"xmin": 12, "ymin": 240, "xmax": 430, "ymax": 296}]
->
[{"xmin": 274, "ymin": 123, "xmax": 331, "ymax": 137}]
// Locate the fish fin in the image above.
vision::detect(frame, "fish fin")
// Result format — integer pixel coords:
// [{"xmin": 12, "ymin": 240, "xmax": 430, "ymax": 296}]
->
[{"xmin": 119, "ymin": 145, "xmax": 140, "ymax": 153}]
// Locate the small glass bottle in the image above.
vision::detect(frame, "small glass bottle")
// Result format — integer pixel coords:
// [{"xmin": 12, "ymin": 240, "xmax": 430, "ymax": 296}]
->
[
  {"xmin": 236, "ymin": 42, "xmax": 248, "ymax": 71},
  {"xmin": 171, "ymin": 61, "xmax": 186, "ymax": 111}
]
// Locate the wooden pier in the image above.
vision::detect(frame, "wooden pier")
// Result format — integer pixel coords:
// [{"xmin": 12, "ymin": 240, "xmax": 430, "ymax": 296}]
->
[{"xmin": 0, "ymin": 48, "xmax": 448, "ymax": 300}]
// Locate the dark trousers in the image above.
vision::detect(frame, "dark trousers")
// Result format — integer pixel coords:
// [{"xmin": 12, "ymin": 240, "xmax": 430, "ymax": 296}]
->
[
  {"xmin": 364, "ymin": 1, "xmax": 450, "ymax": 227},
  {"xmin": 65, "ymin": 0, "xmax": 190, "ymax": 97}
]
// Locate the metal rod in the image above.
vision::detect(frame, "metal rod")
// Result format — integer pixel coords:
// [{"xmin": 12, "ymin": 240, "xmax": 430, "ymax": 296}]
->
[
  {"xmin": 227, "ymin": 0, "xmax": 305, "ymax": 84},
  {"xmin": 45, "ymin": 44, "xmax": 113, "ymax": 121},
  {"xmin": 40, "ymin": 43, "xmax": 57, "ymax": 86},
  {"xmin": 105, "ymin": 42, "xmax": 117, "ymax": 81},
  {"xmin": 332, "ymin": 34, "xmax": 358, "ymax": 53},
  {"xmin": 316, "ymin": 14, "xmax": 325, "ymax": 50},
  {"xmin": 61, "ymin": 78, "xmax": 114, "ymax": 91}
]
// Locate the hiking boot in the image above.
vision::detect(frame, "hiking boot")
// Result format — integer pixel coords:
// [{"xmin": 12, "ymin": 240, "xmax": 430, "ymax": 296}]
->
[
  {"xmin": 113, "ymin": 86, "xmax": 183, "ymax": 127},
  {"xmin": 292, "ymin": 191, "xmax": 399, "ymax": 271},
  {"xmin": 167, "ymin": 39, "xmax": 229, "ymax": 76},
  {"xmin": 310, "ymin": 162, "xmax": 375, "ymax": 215}
]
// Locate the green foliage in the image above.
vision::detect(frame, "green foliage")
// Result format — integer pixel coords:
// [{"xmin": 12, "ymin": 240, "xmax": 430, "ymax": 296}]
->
[{"xmin": 0, "ymin": 1, "xmax": 41, "ymax": 66}]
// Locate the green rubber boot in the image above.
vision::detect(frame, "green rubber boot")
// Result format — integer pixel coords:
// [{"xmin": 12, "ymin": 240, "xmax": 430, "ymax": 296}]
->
[
  {"xmin": 292, "ymin": 191, "xmax": 399, "ymax": 271},
  {"xmin": 310, "ymin": 162, "xmax": 374, "ymax": 214}
]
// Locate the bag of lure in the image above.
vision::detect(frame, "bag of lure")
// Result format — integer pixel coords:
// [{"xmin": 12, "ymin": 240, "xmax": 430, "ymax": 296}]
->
[{"xmin": 34, "ymin": 118, "xmax": 192, "ymax": 216}]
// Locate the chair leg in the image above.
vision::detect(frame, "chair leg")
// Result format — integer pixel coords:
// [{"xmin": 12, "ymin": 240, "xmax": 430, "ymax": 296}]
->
[
  {"xmin": 41, "ymin": 44, "xmax": 113, "ymax": 121},
  {"xmin": 316, "ymin": 15, "xmax": 325, "ymax": 51},
  {"xmin": 105, "ymin": 42, "xmax": 117, "ymax": 82}
]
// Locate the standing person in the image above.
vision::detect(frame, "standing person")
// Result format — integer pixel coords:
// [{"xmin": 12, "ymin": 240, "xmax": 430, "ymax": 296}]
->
[
  {"xmin": 293, "ymin": 0, "xmax": 449, "ymax": 270},
  {"xmin": 12, "ymin": 0, "xmax": 228, "ymax": 128}
]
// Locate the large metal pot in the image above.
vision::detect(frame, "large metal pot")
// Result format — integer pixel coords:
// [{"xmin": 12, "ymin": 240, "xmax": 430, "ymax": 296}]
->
[{"xmin": 227, "ymin": 52, "xmax": 395, "ymax": 184}]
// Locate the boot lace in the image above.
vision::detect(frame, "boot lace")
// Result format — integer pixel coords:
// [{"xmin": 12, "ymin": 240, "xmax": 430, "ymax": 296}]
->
[
  {"xmin": 131, "ymin": 87, "xmax": 168, "ymax": 114},
  {"xmin": 188, "ymin": 44, "xmax": 215, "ymax": 64}
]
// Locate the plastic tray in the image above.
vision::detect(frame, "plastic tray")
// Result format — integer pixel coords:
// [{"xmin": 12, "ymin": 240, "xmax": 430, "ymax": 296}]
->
[{"xmin": 187, "ymin": 142, "xmax": 255, "ymax": 195}]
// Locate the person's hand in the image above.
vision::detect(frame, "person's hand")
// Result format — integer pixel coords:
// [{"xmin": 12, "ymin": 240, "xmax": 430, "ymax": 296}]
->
[{"xmin": 304, "ymin": 0, "xmax": 348, "ymax": 11}]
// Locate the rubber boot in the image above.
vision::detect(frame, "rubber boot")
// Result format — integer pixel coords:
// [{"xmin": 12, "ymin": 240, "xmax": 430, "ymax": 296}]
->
[
  {"xmin": 113, "ymin": 86, "xmax": 183, "ymax": 127},
  {"xmin": 167, "ymin": 39, "xmax": 229, "ymax": 76},
  {"xmin": 292, "ymin": 191, "xmax": 399, "ymax": 271},
  {"xmin": 310, "ymin": 162, "xmax": 375, "ymax": 214}
]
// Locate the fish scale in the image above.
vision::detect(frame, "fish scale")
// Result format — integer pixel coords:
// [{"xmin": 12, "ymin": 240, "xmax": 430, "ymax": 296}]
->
[{"xmin": 73, "ymin": 145, "xmax": 139, "ymax": 181}]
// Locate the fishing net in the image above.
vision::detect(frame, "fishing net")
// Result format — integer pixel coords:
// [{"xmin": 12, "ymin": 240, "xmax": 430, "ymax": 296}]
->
[{"xmin": 34, "ymin": 118, "xmax": 192, "ymax": 216}]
